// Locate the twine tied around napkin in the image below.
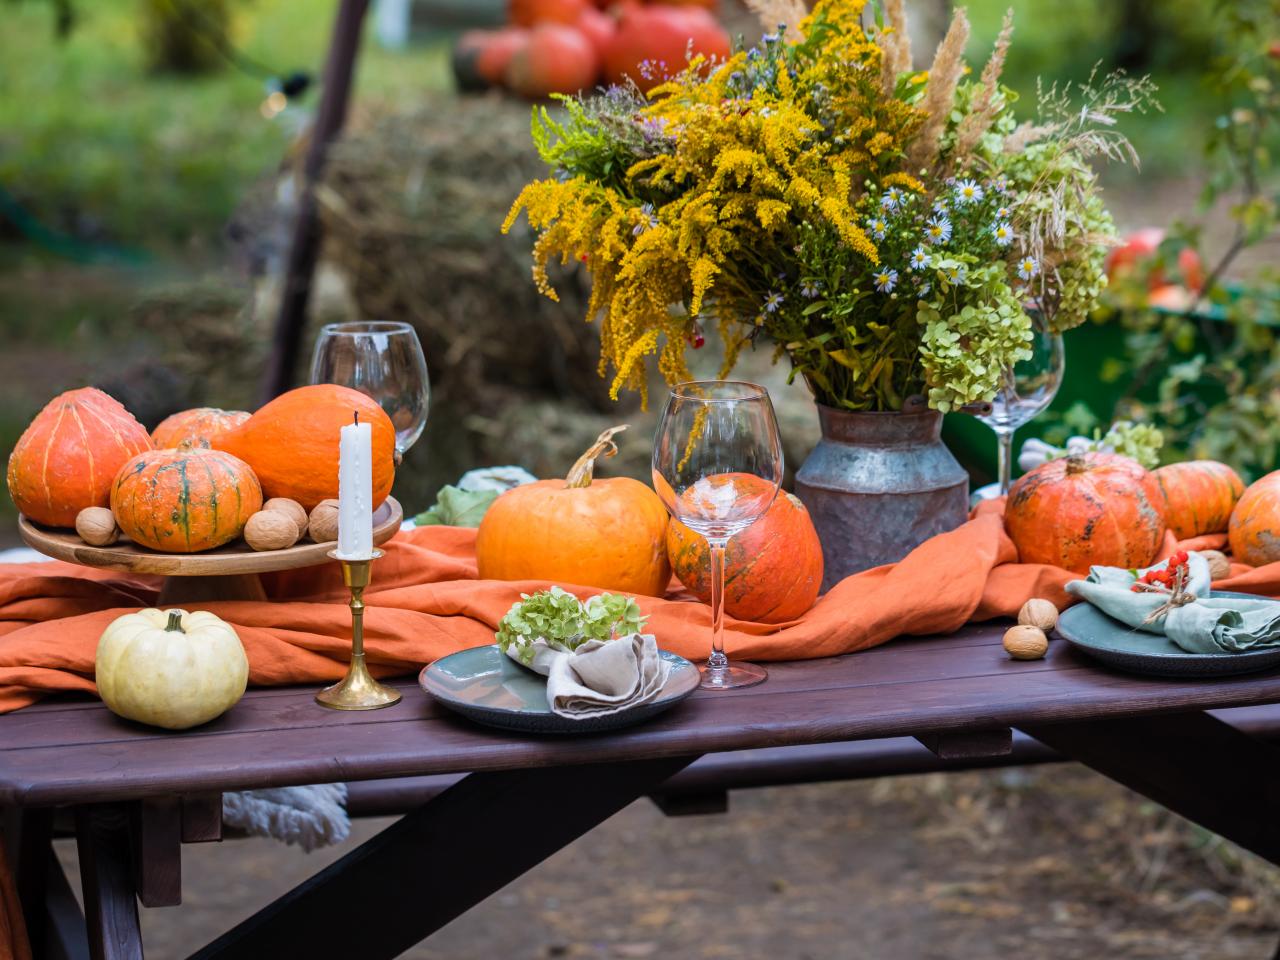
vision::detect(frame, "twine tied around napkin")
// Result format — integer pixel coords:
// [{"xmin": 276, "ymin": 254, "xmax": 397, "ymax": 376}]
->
[
  {"xmin": 505, "ymin": 633, "xmax": 672, "ymax": 720},
  {"xmin": 1066, "ymin": 551, "xmax": 1280, "ymax": 654},
  {"xmin": 1131, "ymin": 554, "xmax": 1198, "ymax": 625}
]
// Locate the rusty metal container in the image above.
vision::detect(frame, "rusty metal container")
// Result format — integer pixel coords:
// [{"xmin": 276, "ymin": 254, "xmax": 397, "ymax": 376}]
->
[{"xmin": 794, "ymin": 405, "xmax": 970, "ymax": 589}]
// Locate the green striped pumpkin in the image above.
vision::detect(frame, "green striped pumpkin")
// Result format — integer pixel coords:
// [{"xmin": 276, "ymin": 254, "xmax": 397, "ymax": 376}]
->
[{"xmin": 111, "ymin": 448, "xmax": 262, "ymax": 552}]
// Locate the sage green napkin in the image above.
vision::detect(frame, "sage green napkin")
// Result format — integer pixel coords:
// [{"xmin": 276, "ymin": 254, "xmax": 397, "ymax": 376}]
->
[
  {"xmin": 1065, "ymin": 553, "xmax": 1280, "ymax": 654},
  {"xmin": 505, "ymin": 633, "xmax": 672, "ymax": 720}
]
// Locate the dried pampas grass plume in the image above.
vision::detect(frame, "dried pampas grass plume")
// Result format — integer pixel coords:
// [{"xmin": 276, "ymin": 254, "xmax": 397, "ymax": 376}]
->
[
  {"xmin": 879, "ymin": 0, "xmax": 913, "ymax": 96},
  {"xmin": 951, "ymin": 8, "xmax": 1014, "ymax": 167},
  {"xmin": 907, "ymin": 6, "xmax": 970, "ymax": 171},
  {"xmin": 746, "ymin": 0, "xmax": 809, "ymax": 38}
]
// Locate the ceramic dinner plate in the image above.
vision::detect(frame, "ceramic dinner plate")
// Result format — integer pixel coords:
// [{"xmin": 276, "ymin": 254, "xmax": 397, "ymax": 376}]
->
[
  {"xmin": 1057, "ymin": 590, "xmax": 1280, "ymax": 678},
  {"xmin": 420, "ymin": 644, "xmax": 700, "ymax": 734}
]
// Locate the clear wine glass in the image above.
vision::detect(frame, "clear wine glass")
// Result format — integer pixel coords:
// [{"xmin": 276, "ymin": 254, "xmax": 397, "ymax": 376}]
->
[
  {"xmin": 652, "ymin": 381, "xmax": 784, "ymax": 690},
  {"xmin": 310, "ymin": 321, "xmax": 430, "ymax": 459},
  {"xmin": 978, "ymin": 312, "xmax": 1065, "ymax": 495}
]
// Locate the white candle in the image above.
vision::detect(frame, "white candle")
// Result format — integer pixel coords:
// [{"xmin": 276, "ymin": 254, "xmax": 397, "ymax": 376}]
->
[{"xmin": 336, "ymin": 414, "xmax": 374, "ymax": 560}]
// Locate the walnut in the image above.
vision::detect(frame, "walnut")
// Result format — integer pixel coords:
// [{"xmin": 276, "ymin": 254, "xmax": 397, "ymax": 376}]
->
[
  {"xmin": 1200, "ymin": 549, "xmax": 1231, "ymax": 580},
  {"xmin": 1017, "ymin": 598, "xmax": 1059, "ymax": 633},
  {"xmin": 307, "ymin": 499, "xmax": 340, "ymax": 543},
  {"xmin": 244, "ymin": 510, "xmax": 300, "ymax": 551},
  {"xmin": 1003, "ymin": 625, "xmax": 1048, "ymax": 661},
  {"xmin": 75, "ymin": 507, "xmax": 120, "ymax": 546},
  {"xmin": 263, "ymin": 498, "xmax": 308, "ymax": 537}
]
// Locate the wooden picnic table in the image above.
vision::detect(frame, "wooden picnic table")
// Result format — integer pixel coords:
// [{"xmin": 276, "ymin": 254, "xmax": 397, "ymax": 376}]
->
[{"xmin": 5, "ymin": 622, "xmax": 1280, "ymax": 960}]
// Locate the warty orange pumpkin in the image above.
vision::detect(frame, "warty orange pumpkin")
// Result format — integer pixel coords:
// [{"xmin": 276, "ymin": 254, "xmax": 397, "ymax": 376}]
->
[
  {"xmin": 1229, "ymin": 471, "xmax": 1280, "ymax": 567},
  {"xmin": 1151, "ymin": 460, "xmax": 1245, "ymax": 539},
  {"xmin": 7, "ymin": 387, "xmax": 153, "ymax": 527},
  {"xmin": 1005, "ymin": 452, "xmax": 1166, "ymax": 573},
  {"xmin": 111, "ymin": 448, "xmax": 262, "ymax": 552},
  {"xmin": 212, "ymin": 385, "xmax": 396, "ymax": 511},
  {"xmin": 667, "ymin": 486, "xmax": 822, "ymax": 623},
  {"xmin": 475, "ymin": 426, "xmax": 671, "ymax": 596},
  {"xmin": 152, "ymin": 408, "xmax": 250, "ymax": 450}
]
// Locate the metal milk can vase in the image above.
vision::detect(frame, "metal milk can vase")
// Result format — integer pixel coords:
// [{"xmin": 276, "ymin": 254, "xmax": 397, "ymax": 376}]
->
[{"xmin": 794, "ymin": 405, "xmax": 969, "ymax": 590}]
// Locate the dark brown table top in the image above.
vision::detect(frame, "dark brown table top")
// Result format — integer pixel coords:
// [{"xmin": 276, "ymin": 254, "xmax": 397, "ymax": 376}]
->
[{"xmin": 4, "ymin": 624, "xmax": 1280, "ymax": 807}]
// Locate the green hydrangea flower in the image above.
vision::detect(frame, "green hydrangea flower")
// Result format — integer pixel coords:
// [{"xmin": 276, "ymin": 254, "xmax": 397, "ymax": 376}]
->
[{"xmin": 495, "ymin": 587, "xmax": 649, "ymax": 666}]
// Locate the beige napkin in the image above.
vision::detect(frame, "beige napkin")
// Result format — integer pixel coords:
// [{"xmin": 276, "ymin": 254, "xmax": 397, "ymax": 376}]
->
[{"xmin": 506, "ymin": 633, "xmax": 672, "ymax": 720}]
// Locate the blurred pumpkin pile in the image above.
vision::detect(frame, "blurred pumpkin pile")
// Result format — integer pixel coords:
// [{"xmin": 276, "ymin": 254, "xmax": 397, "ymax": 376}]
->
[
  {"xmin": 7, "ymin": 384, "xmax": 397, "ymax": 554},
  {"xmin": 453, "ymin": 0, "xmax": 730, "ymax": 100}
]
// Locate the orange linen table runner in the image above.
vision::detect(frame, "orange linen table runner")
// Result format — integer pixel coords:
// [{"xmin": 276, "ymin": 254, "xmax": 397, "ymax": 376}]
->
[{"xmin": 1, "ymin": 509, "xmax": 1278, "ymax": 959}]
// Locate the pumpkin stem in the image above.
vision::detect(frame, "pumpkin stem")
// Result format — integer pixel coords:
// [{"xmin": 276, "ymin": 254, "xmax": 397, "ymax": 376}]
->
[
  {"xmin": 564, "ymin": 425, "xmax": 628, "ymax": 489},
  {"xmin": 1065, "ymin": 455, "xmax": 1088, "ymax": 476},
  {"xmin": 164, "ymin": 611, "xmax": 185, "ymax": 633}
]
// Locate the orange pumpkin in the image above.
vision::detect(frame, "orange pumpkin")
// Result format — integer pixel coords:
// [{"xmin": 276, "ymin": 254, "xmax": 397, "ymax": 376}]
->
[
  {"xmin": 1151, "ymin": 460, "xmax": 1245, "ymax": 539},
  {"xmin": 1229, "ymin": 471, "xmax": 1280, "ymax": 567},
  {"xmin": 7, "ymin": 387, "xmax": 152, "ymax": 527},
  {"xmin": 111, "ymin": 448, "xmax": 262, "ymax": 552},
  {"xmin": 509, "ymin": 0, "xmax": 586, "ymax": 26},
  {"xmin": 1005, "ymin": 452, "xmax": 1166, "ymax": 573},
  {"xmin": 603, "ymin": 4, "xmax": 729, "ymax": 90},
  {"xmin": 667, "ymin": 486, "xmax": 822, "ymax": 623},
  {"xmin": 212, "ymin": 385, "xmax": 396, "ymax": 511},
  {"xmin": 151, "ymin": 408, "xmax": 250, "ymax": 450},
  {"xmin": 476, "ymin": 426, "xmax": 670, "ymax": 596},
  {"xmin": 505, "ymin": 23, "xmax": 600, "ymax": 99}
]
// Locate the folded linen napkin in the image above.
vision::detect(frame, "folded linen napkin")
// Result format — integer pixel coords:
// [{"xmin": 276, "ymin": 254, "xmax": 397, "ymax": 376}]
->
[
  {"xmin": 506, "ymin": 632, "xmax": 672, "ymax": 719},
  {"xmin": 1065, "ymin": 552, "xmax": 1280, "ymax": 653}
]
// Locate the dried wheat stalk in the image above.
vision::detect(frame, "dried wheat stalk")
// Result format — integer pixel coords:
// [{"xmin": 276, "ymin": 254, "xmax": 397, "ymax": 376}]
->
[
  {"xmin": 950, "ymin": 8, "xmax": 1014, "ymax": 167},
  {"xmin": 906, "ymin": 7, "xmax": 971, "ymax": 172},
  {"xmin": 879, "ymin": 0, "xmax": 912, "ymax": 96}
]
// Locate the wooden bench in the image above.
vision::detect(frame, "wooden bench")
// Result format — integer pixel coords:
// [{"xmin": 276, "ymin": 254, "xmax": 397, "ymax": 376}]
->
[{"xmin": 345, "ymin": 702, "xmax": 1280, "ymax": 819}]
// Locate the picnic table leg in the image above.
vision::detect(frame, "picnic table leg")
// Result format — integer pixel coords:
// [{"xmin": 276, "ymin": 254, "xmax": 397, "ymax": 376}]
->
[
  {"xmin": 186, "ymin": 756, "xmax": 697, "ymax": 960},
  {"xmin": 1022, "ymin": 710, "xmax": 1280, "ymax": 866},
  {"xmin": 75, "ymin": 806, "xmax": 143, "ymax": 960}
]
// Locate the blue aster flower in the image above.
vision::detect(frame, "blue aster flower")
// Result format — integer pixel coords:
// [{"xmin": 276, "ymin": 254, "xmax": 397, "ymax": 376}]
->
[
  {"xmin": 800, "ymin": 280, "xmax": 822, "ymax": 298},
  {"xmin": 909, "ymin": 246, "xmax": 931, "ymax": 271},
  {"xmin": 992, "ymin": 222, "xmax": 1014, "ymax": 247},
  {"xmin": 881, "ymin": 188, "xmax": 903, "ymax": 210},
  {"xmin": 925, "ymin": 216, "xmax": 952, "ymax": 244},
  {"xmin": 1017, "ymin": 257, "xmax": 1040, "ymax": 280},
  {"xmin": 763, "ymin": 291, "xmax": 785, "ymax": 313},
  {"xmin": 868, "ymin": 217, "xmax": 888, "ymax": 240},
  {"xmin": 955, "ymin": 179, "xmax": 984, "ymax": 203},
  {"xmin": 632, "ymin": 203, "xmax": 659, "ymax": 236},
  {"xmin": 874, "ymin": 269, "xmax": 898, "ymax": 293}
]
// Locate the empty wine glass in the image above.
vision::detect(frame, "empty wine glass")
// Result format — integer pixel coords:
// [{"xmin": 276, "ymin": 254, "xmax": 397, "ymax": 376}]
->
[
  {"xmin": 978, "ymin": 312, "xmax": 1065, "ymax": 495},
  {"xmin": 310, "ymin": 321, "xmax": 430, "ymax": 458},
  {"xmin": 652, "ymin": 381, "xmax": 784, "ymax": 690}
]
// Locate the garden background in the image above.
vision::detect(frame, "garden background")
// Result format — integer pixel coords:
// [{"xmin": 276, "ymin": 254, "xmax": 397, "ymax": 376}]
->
[{"xmin": 3, "ymin": 0, "xmax": 1279, "ymax": 956}]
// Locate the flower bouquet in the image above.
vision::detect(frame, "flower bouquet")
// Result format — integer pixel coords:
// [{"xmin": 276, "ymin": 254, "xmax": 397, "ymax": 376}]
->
[{"xmin": 503, "ymin": 0, "xmax": 1156, "ymax": 575}]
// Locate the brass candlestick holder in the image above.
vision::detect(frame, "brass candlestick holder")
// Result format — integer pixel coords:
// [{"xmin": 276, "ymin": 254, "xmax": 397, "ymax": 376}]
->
[{"xmin": 316, "ymin": 548, "xmax": 402, "ymax": 710}]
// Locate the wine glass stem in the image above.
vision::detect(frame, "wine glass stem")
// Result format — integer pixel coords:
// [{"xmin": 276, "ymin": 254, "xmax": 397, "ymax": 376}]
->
[
  {"xmin": 707, "ymin": 539, "xmax": 729, "ymax": 676},
  {"xmin": 996, "ymin": 427, "xmax": 1014, "ymax": 497}
]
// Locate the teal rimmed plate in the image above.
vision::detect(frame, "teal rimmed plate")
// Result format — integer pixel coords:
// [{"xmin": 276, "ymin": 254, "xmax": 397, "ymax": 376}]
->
[
  {"xmin": 420, "ymin": 644, "xmax": 699, "ymax": 734},
  {"xmin": 1058, "ymin": 591, "xmax": 1280, "ymax": 678}
]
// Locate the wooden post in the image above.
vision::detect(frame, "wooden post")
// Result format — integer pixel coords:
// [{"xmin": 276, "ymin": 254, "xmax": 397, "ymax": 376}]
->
[{"xmin": 259, "ymin": 0, "xmax": 371, "ymax": 403}]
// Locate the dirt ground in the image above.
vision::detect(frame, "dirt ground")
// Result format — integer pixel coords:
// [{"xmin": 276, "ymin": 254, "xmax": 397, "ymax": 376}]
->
[{"xmin": 53, "ymin": 765, "xmax": 1280, "ymax": 960}]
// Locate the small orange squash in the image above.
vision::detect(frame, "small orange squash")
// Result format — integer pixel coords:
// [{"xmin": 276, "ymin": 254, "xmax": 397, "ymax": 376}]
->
[
  {"xmin": 667, "ymin": 487, "xmax": 822, "ymax": 623},
  {"xmin": 152, "ymin": 408, "xmax": 250, "ymax": 450},
  {"xmin": 8, "ymin": 387, "xmax": 152, "ymax": 527},
  {"xmin": 476, "ymin": 426, "xmax": 670, "ymax": 596},
  {"xmin": 212, "ymin": 385, "xmax": 395, "ymax": 512},
  {"xmin": 111, "ymin": 448, "xmax": 263, "ymax": 552},
  {"xmin": 1005, "ymin": 452, "xmax": 1166, "ymax": 573},
  {"xmin": 1151, "ymin": 460, "xmax": 1245, "ymax": 540},
  {"xmin": 1229, "ymin": 471, "xmax": 1280, "ymax": 567}
]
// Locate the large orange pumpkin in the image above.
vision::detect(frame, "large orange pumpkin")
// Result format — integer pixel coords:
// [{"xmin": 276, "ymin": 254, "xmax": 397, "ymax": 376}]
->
[
  {"xmin": 476, "ymin": 426, "xmax": 670, "ymax": 596},
  {"xmin": 667, "ymin": 486, "xmax": 822, "ymax": 623},
  {"xmin": 1005, "ymin": 452, "xmax": 1166, "ymax": 573},
  {"xmin": 1229, "ymin": 471, "xmax": 1280, "ymax": 567},
  {"xmin": 213, "ymin": 385, "xmax": 396, "ymax": 512},
  {"xmin": 111, "ymin": 448, "xmax": 262, "ymax": 553},
  {"xmin": 509, "ymin": 0, "xmax": 586, "ymax": 26},
  {"xmin": 603, "ymin": 4, "xmax": 730, "ymax": 90},
  {"xmin": 7, "ymin": 387, "xmax": 152, "ymax": 527},
  {"xmin": 505, "ymin": 23, "xmax": 600, "ymax": 99},
  {"xmin": 151, "ymin": 408, "xmax": 250, "ymax": 450},
  {"xmin": 1151, "ymin": 460, "xmax": 1245, "ymax": 539}
]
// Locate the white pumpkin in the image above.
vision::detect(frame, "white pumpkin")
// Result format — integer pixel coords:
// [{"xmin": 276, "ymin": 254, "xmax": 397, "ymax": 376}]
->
[{"xmin": 95, "ymin": 608, "xmax": 249, "ymax": 730}]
